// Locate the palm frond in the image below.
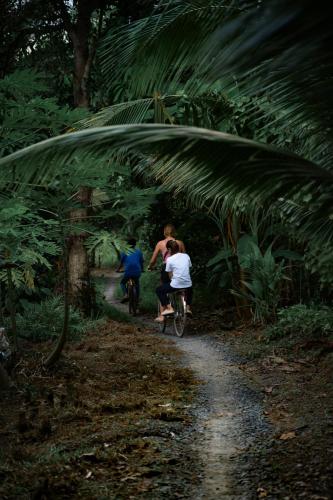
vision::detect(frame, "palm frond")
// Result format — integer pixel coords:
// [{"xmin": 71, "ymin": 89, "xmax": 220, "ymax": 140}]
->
[
  {"xmin": 200, "ymin": 0, "xmax": 333, "ymax": 138},
  {"xmin": 100, "ymin": 0, "xmax": 234, "ymax": 97},
  {"xmin": 99, "ymin": 0, "xmax": 333, "ymax": 168},
  {"xmin": 0, "ymin": 124, "xmax": 331, "ymax": 244},
  {"xmin": 76, "ymin": 98, "xmax": 154, "ymax": 128}
]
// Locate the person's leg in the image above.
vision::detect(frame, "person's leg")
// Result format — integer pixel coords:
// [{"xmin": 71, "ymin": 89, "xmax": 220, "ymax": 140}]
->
[
  {"xmin": 133, "ymin": 277, "xmax": 140, "ymax": 299},
  {"xmin": 120, "ymin": 276, "xmax": 129, "ymax": 301},
  {"xmin": 155, "ymin": 283, "xmax": 174, "ymax": 321},
  {"xmin": 156, "ymin": 283, "xmax": 171, "ymax": 307},
  {"xmin": 186, "ymin": 287, "xmax": 193, "ymax": 314},
  {"xmin": 186, "ymin": 287, "xmax": 193, "ymax": 305}
]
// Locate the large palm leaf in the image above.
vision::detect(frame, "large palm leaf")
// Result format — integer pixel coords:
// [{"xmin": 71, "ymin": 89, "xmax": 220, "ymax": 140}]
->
[
  {"xmin": 0, "ymin": 124, "xmax": 331, "ymax": 243},
  {"xmin": 100, "ymin": 0, "xmax": 235, "ymax": 98},
  {"xmin": 100, "ymin": 0, "xmax": 333, "ymax": 166}
]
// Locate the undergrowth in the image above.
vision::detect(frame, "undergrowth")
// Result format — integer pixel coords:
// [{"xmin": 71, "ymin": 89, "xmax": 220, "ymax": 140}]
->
[
  {"xmin": 7, "ymin": 296, "xmax": 105, "ymax": 342},
  {"xmin": 265, "ymin": 304, "xmax": 333, "ymax": 341}
]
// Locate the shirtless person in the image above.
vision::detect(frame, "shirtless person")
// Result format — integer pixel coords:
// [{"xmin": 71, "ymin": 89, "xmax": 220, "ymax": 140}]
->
[{"xmin": 147, "ymin": 223, "xmax": 185, "ymax": 283}]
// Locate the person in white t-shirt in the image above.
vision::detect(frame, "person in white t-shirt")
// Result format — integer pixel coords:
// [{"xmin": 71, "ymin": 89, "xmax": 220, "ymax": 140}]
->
[{"xmin": 155, "ymin": 240, "xmax": 193, "ymax": 322}]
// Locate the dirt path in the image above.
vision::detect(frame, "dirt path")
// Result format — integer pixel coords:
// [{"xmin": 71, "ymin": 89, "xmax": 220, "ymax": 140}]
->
[
  {"xmin": 178, "ymin": 336, "xmax": 268, "ymax": 499},
  {"xmin": 102, "ymin": 270, "xmax": 268, "ymax": 499}
]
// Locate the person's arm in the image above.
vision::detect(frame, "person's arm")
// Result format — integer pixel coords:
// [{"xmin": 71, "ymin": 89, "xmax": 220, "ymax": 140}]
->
[
  {"xmin": 178, "ymin": 240, "xmax": 186, "ymax": 253},
  {"xmin": 148, "ymin": 242, "xmax": 161, "ymax": 269},
  {"xmin": 116, "ymin": 253, "xmax": 125, "ymax": 272},
  {"xmin": 165, "ymin": 260, "xmax": 173, "ymax": 280}
]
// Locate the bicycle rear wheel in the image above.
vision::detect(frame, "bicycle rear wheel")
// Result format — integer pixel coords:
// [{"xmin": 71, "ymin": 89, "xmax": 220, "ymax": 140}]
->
[
  {"xmin": 128, "ymin": 280, "xmax": 138, "ymax": 315},
  {"xmin": 172, "ymin": 292, "xmax": 186, "ymax": 337}
]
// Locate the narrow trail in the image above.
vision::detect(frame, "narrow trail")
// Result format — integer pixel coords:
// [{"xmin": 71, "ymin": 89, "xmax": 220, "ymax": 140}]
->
[{"xmin": 100, "ymin": 270, "xmax": 269, "ymax": 499}]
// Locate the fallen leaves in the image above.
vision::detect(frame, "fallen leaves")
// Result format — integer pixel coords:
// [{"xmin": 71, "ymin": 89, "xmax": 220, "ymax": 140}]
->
[
  {"xmin": 257, "ymin": 486, "xmax": 268, "ymax": 498},
  {"xmin": 0, "ymin": 321, "xmax": 198, "ymax": 499},
  {"xmin": 279, "ymin": 431, "xmax": 296, "ymax": 440}
]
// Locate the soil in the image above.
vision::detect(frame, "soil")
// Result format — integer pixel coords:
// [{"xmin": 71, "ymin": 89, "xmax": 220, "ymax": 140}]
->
[{"xmin": 1, "ymin": 270, "xmax": 332, "ymax": 499}]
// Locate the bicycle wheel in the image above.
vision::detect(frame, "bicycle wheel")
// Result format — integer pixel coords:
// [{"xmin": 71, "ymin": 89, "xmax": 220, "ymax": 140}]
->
[
  {"xmin": 128, "ymin": 280, "xmax": 138, "ymax": 315},
  {"xmin": 157, "ymin": 301, "xmax": 166, "ymax": 333},
  {"xmin": 172, "ymin": 292, "xmax": 186, "ymax": 337}
]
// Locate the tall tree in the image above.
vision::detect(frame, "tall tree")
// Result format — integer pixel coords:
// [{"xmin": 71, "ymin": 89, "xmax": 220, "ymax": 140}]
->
[{"xmin": 55, "ymin": 0, "xmax": 103, "ymax": 107}]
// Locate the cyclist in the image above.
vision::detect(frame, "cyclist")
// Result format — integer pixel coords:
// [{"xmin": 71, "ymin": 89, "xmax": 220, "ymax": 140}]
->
[
  {"xmin": 147, "ymin": 223, "xmax": 186, "ymax": 283},
  {"xmin": 116, "ymin": 238, "xmax": 144, "ymax": 303},
  {"xmin": 155, "ymin": 240, "xmax": 193, "ymax": 322}
]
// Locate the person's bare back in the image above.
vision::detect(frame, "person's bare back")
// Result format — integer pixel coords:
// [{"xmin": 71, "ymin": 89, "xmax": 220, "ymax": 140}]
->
[{"xmin": 148, "ymin": 224, "xmax": 185, "ymax": 269}]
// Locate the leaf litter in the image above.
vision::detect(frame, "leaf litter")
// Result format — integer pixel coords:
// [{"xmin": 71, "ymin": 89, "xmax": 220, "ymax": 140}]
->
[{"xmin": 0, "ymin": 320, "xmax": 200, "ymax": 499}]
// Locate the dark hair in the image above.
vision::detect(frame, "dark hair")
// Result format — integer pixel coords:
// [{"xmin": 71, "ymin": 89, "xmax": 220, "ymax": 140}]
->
[
  {"xmin": 166, "ymin": 239, "xmax": 179, "ymax": 254},
  {"xmin": 127, "ymin": 238, "xmax": 136, "ymax": 248}
]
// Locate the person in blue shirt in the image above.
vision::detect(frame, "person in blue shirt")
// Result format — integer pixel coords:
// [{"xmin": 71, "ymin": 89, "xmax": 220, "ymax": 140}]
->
[{"xmin": 116, "ymin": 238, "xmax": 144, "ymax": 303}]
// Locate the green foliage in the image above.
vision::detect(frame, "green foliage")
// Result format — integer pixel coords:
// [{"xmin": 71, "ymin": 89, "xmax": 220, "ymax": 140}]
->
[
  {"xmin": 265, "ymin": 304, "xmax": 333, "ymax": 341},
  {"xmin": 207, "ymin": 230, "xmax": 292, "ymax": 323},
  {"xmin": 139, "ymin": 270, "xmax": 160, "ymax": 313},
  {"xmin": 86, "ymin": 231, "xmax": 127, "ymax": 266},
  {"xmin": 7, "ymin": 296, "xmax": 104, "ymax": 342},
  {"xmin": 0, "ymin": 199, "xmax": 60, "ymax": 289},
  {"xmin": 0, "ymin": 70, "xmax": 87, "ymax": 157},
  {"xmin": 304, "ymin": 241, "xmax": 333, "ymax": 287},
  {"xmin": 233, "ymin": 237, "xmax": 288, "ymax": 323},
  {"xmin": 99, "ymin": 302, "xmax": 135, "ymax": 323},
  {"xmin": 207, "ymin": 247, "xmax": 234, "ymax": 289}
]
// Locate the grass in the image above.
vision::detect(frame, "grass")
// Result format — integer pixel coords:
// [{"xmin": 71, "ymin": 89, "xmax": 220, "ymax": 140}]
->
[{"xmin": 100, "ymin": 301, "xmax": 135, "ymax": 323}]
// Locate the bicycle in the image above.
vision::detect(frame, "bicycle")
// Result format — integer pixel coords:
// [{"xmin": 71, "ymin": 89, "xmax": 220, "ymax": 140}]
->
[
  {"xmin": 157, "ymin": 289, "xmax": 187, "ymax": 337},
  {"xmin": 116, "ymin": 269, "xmax": 139, "ymax": 316}
]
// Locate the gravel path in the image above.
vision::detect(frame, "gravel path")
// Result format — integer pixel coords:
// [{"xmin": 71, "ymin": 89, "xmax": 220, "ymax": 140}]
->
[{"xmin": 101, "ymin": 270, "xmax": 269, "ymax": 499}]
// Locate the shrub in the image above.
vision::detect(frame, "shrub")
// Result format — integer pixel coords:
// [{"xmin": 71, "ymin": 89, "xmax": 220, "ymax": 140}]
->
[
  {"xmin": 265, "ymin": 304, "xmax": 333, "ymax": 340},
  {"xmin": 139, "ymin": 270, "xmax": 159, "ymax": 312},
  {"xmin": 8, "ymin": 296, "xmax": 104, "ymax": 342}
]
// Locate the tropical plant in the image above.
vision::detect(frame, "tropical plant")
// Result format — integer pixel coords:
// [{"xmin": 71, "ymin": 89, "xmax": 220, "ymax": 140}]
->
[
  {"xmin": 0, "ymin": 198, "xmax": 60, "ymax": 349},
  {"xmin": 0, "ymin": 0, "xmax": 332, "ymax": 333},
  {"xmin": 0, "ymin": 69, "xmax": 86, "ymax": 157},
  {"xmin": 207, "ymin": 230, "xmax": 292, "ymax": 323},
  {"xmin": 232, "ymin": 237, "xmax": 288, "ymax": 324},
  {"xmin": 265, "ymin": 304, "xmax": 333, "ymax": 341}
]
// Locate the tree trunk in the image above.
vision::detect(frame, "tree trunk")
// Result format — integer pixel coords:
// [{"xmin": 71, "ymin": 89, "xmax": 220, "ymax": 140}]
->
[
  {"xmin": 56, "ymin": 0, "xmax": 102, "ymax": 309},
  {"xmin": 71, "ymin": 29, "xmax": 91, "ymax": 108},
  {"xmin": 57, "ymin": 0, "xmax": 96, "ymax": 108},
  {"xmin": 67, "ymin": 187, "xmax": 93, "ymax": 315},
  {"xmin": 44, "ymin": 244, "xmax": 70, "ymax": 367}
]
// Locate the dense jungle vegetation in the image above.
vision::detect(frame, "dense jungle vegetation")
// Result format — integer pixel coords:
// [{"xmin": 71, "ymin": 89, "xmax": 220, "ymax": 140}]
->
[
  {"xmin": 0, "ymin": 0, "xmax": 332, "ymax": 380},
  {"xmin": 0, "ymin": 1, "xmax": 333, "ymax": 499}
]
